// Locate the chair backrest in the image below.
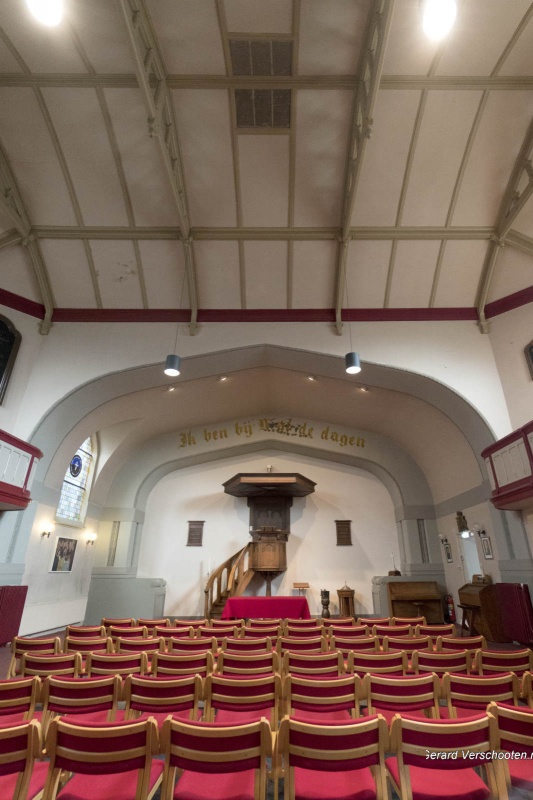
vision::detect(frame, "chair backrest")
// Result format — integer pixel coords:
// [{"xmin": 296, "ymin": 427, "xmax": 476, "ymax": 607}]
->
[
  {"xmin": 278, "ymin": 713, "xmax": 388, "ymax": 800},
  {"xmin": 322, "ymin": 617, "xmax": 355, "ymax": 627},
  {"xmin": 152, "ymin": 650, "xmax": 211, "ymax": 678},
  {"xmin": 169, "ymin": 636, "xmax": 217, "ymax": 654},
  {"xmin": 161, "ymin": 716, "xmax": 271, "ymax": 800},
  {"xmin": 124, "ymin": 673, "xmax": 202, "ymax": 721},
  {"xmin": 209, "ymin": 618, "xmax": 244, "ymax": 629},
  {"xmin": 247, "ymin": 618, "xmax": 282, "ymax": 628},
  {"xmin": 330, "ymin": 635, "xmax": 379, "ymax": 656},
  {"xmin": 475, "ymin": 648, "xmax": 533, "ymax": 677},
  {"xmin": 415, "ymin": 624, "xmax": 455, "ymax": 642},
  {"xmin": 285, "ymin": 625, "xmax": 324, "ymax": 638},
  {"xmin": 174, "ymin": 619, "xmax": 207, "ymax": 629},
  {"xmin": 443, "ymin": 671, "xmax": 520, "ymax": 716},
  {"xmin": 101, "ymin": 617, "xmax": 135, "ymax": 628},
  {"xmin": 85, "ymin": 651, "xmax": 148, "ymax": 678},
  {"xmin": 282, "ymin": 674, "xmax": 360, "ymax": 718},
  {"xmin": 63, "ymin": 636, "xmax": 113, "ymax": 655},
  {"xmin": 109, "ymin": 625, "xmax": 148, "ymax": 640},
  {"xmin": 137, "ymin": 618, "xmax": 170, "ymax": 632},
  {"xmin": 204, "ymin": 673, "xmax": 281, "ymax": 728},
  {"xmin": 364, "ymin": 673, "xmax": 441, "ymax": 717},
  {"xmin": 357, "ymin": 617, "xmax": 392, "ymax": 626},
  {"xmin": 373, "ymin": 624, "xmax": 412, "ymax": 639},
  {"xmin": 277, "ymin": 636, "xmax": 326, "ymax": 655},
  {"xmin": 488, "ymin": 700, "xmax": 533, "ymax": 757},
  {"xmin": 222, "ymin": 636, "xmax": 273, "ymax": 653},
  {"xmin": 324, "ymin": 625, "xmax": 369, "ymax": 639},
  {"xmin": 282, "ymin": 650, "xmax": 344, "ymax": 678},
  {"xmin": 154, "ymin": 625, "xmax": 193, "ymax": 640},
  {"xmin": 284, "ymin": 618, "xmax": 320, "ymax": 629},
  {"xmin": 65, "ymin": 625, "xmax": 106, "ymax": 638},
  {"xmin": 392, "ymin": 616, "xmax": 426, "ymax": 626},
  {"xmin": 44, "ymin": 716, "xmax": 161, "ymax": 799},
  {"xmin": 198, "ymin": 626, "xmax": 238, "ymax": 644},
  {"xmin": 243, "ymin": 626, "xmax": 280, "ymax": 640},
  {"xmin": 8, "ymin": 636, "xmax": 61, "ymax": 678},
  {"xmin": 411, "ymin": 649, "xmax": 470, "ymax": 676},
  {"xmin": 42, "ymin": 674, "xmax": 121, "ymax": 720},
  {"xmin": 0, "ymin": 719, "xmax": 43, "ymax": 800},
  {"xmin": 216, "ymin": 651, "xmax": 279, "ymax": 676},
  {"xmin": 20, "ymin": 652, "xmax": 82, "ymax": 680},
  {"xmin": 115, "ymin": 637, "xmax": 165, "ymax": 656},
  {"xmin": 521, "ymin": 672, "xmax": 533, "ymax": 708},
  {"xmin": 382, "ymin": 636, "xmax": 432, "ymax": 654},
  {"xmin": 347, "ymin": 650, "xmax": 408, "ymax": 678},
  {"xmin": 437, "ymin": 635, "xmax": 486, "ymax": 652},
  {"xmin": 0, "ymin": 676, "xmax": 40, "ymax": 720}
]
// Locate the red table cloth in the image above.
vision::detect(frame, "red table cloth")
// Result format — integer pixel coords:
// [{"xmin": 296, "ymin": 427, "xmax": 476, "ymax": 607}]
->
[{"xmin": 221, "ymin": 596, "xmax": 311, "ymax": 620}]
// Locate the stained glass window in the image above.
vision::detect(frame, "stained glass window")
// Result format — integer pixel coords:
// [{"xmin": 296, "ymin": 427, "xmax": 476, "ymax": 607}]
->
[{"xmin": 56, "ymin": 437, "xmax": 94, "ymax": 523}]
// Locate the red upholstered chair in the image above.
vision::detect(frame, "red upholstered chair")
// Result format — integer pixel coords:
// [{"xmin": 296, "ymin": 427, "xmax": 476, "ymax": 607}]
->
[
  {"xmin": 474, "ymin": 648, "xmax": 533, "ymax": 677},
  {"xmin": 41, "ymin": 674, "xmax": 121, "ymax": 737},
  {"xmin": 247, "ymin": 618, "xmax": 283, "ymax": 628},
  {"xmin": 322, "ymin": 617, "xmax": 355, "ymax": 627},
  {"xmin": 160, "ymin": 716, "xmax": 271, "ymax": 800},
  {"xmin": 324, "ymin": 624, "xmax": 369, "ymax": 639},
  {"xmin": 65, "ymin": 625, "xmax": 106, "ymax": 638},
  {"xmin": 169, "ymin": 636, "xmax": 217, "ymax": 655},
  {"xmin": 198, "ymin": 627, "xmax": 238, "ymax": 648},
  {"xmin": 362, "ymin": 673, "xmax": 441, "ymax": 726},
  {"xmin": 442, "ymin": 671, "xmax": 520, "ymax": 718},
  {"xmin": 392, "ymin": 616, "xmax": 426, "ymax": 626},
  {"xmin": 488, "ymin": 700, "xmax": 533, "ymax": 795},
  {"xmin": 282, "ymin": 674, "xmax": 360, "ymax": 722},
  {"xmin": 215, "ymin": 650, "xmax": 280, "ymax": 676},
  {"xmin": 8, "ymin": 636, "xmax": 61, "ymax": 678},
  {"xmin": 0, "ymin": 719, "xmax": 48, "ymax": 800},
  {"xmin": 20, "ymin": 652, "xmax": 82, "ymax": 682},
  {"xmin": 174, "ymin": 618, "xmax": 207, "ymax": 630},
  {"xmin": 373, "ymin": 625, "xmax": 412, "ymax": 645},
  {"xmin": 278, "ymin": 713, "xmax": 388, "ymax": 800},
  {"xmin": 382, "ymin": 636, "xmax": 432, "ymax": 655},
  {"xmin": 277, "ymin": 636, "xmax": 327, "ymax": 656},
  {"xmin": 108, "ymin": 625, "xmax": 148, "ymax": 640},
  {"xmin": 243, "ymin": 626, "xmax": 281, "ymax": 640},
  {"xmin": 209, "ymin": 617, "xmax": 245, "ymax": 629},
  {"xmin": 347, "ymin": 650, "xmax": 408, "ymax": 678},
  {"xmin": 330, "ymin": 635, "xmax": 380, "ymax": 660},
  {"xmin": 285, "ymin": 625, "xmax": 324, "ymax": 638},
  {"xmin": 101, "ymin": 616, "xmax": 135, "ymax": 629},
  {"xmin": 0, "ymin": 676, "xmax": 41, "ymax": 724},
  {"xmin": 203, "ymin": 673, "xmax": 281, "ymax": 728},
  {"xmin": 223, "ymin": 636, "xmax": 273, "ymax": 653},
  {"xmin": 415, "ymin": 624, "xmax": 455, "ymax": 646},
  {"xmin": 357, "ymin": 617, "xmax": 392, "ymax": 627},
  {"xmin": 152, "ymin": 650, "xmax": 212, "ymax": 679},
  {"xmin": 115, "ymin": 637, "xmax": 165, "ymax": 663},
  {"xmin": 123, "ymin": 673, "xmax": 203, "ymax": 727},
  {"xmin": 154, "ymin": 625, "xmax": 193, "ymax": 641},
  {"xmin": 84, "ymin": 651, "xmax": 148, "ymax": 679},
  {"xmin": 43, "ymin": 716, "xmax": 163, "ymax": 800},
  {"xmin": 411, "ymin": 649, "xmax": 471, "ymax": 677},
  {"xmin": 63, "ymin": 636, "xmax": 113, "ymax": 656},
  {"xmin": 521, "ymin": 671, "xmax": 533, "ymax": 707},
  {"xmin": 284, "ymin": 618, "xmax": 321, "ymax": 630},
  {"xmin": 137, "ymin": 617, "xmax": 170, "ymax": 633},
  {"xmin": 386, "ymin": 712, "xmax": 500, "ymax": 800},
  {"xmin": 282, "ymin": 650, "xmax": 345, "ymax": 678},
  {"xmin": 437, "ymin": 635, "xmax": 486, "ymax": 652}
]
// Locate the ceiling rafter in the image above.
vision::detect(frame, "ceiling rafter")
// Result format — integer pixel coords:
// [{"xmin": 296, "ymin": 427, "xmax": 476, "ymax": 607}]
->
[
  {"xmin": 115, "ymin": 0, "xmax": 199, "ymax": 333},
  {"xmin": 0, "ymin": 229, "xmax": 22, "ymax": 250},
  {"xmin": 506, "ymin": 229, "xmax": 533, "ymax": 258},
  {"xmin": 0, "ymin": 146, "xmax": 54, "ymax": 333},
  {"xmin": 476, "ymin": 115, "xmax": 533, "ymax": 333}
]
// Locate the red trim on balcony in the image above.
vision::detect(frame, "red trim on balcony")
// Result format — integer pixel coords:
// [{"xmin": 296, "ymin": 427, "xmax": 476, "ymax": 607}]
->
[
  {"xmin": 0, "ymin": 481, "xmax": 31, "ymax": 511},
  {"xmin": 0, "ymin": 430, "xmax": 43, "ymax": 459}
]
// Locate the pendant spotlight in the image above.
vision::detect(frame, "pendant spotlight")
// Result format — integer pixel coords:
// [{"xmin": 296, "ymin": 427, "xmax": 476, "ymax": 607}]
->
[
  {"xmin": 345, "ymin": 352, "xmax": 361, "ymax": 375},
  {"xmin": 164, "ymin": 354, "xmax": 181, "ymax": 377}
]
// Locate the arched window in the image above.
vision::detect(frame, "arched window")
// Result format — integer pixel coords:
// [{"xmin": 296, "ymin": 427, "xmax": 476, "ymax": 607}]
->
[{"xmin": 56, "ymin": 437, "xmax": 95, "ymax": 524}]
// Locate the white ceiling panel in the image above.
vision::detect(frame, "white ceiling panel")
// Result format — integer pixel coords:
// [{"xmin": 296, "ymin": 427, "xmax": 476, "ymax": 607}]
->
[
  {"xmin": 146, "ymin": 0, "xmax": 225, "ymax": 75},
  {"xmin": 173, "ymin": 90, "xmax": 237, "ymax": 227},
  {"xmin": 140, "ymin": 241, "xmax": 186, "ymax": 310},
  {"xmin": 40, "ymin": 240, "xmax": 96, "ymax": 308},
  {"xmin": 244, "ymin": 241, "xmax": 288, "ymax": 308},
  {"xmin": 511, "ymin": 195, "xmax": 533, "ymax": 238},
  {"xmin": 0, "ymin": 0, "xmax": 86, "ymax": 73},
  {"xmin": 103, "ymin": 89, "xmax": 178, "ymax": 228},
  {"xmin": 298, "ymin": 0, "xmax": 369, "ymax": 75},
  {"xmin": 436, "ymin": 1, "xmax": 533, "ymax": 76},
  {"xmin": 402, "ymin": 91, "xmax": 482, "ymax": 227},
  {"xmin": 90, "ymin": 240, "xmax": 144, "ymax": 309},
  {"xmin": 291, "ymin": 241, "xmax": 336, "ymax": 308},
  {"xmin": 239, "ymin": 136, "xmax": 289, "ymax": 227},
  {"xmin": 382, "ymin": 0, "xmax": 436, "ymax": 76},
  {"xmin": 0, "ymin": 244, "xmax": 40, "ymax": 302},
  {"xmin": 195, "ymin": 241, "xmax": 241, "ymax": 309},
  {"xmin": 224, "ymin": 0, "xmax": 293, "ymax": 33},
  {"xmin": 347, "ymin": 240, "xmax": 392, "ymax": 308},
  {"xmin": 352, "ymin": 90, "xmax": 422, "ymax": 227},
  {"xmin": 499, "ymin": 14, "xmax": 533, "ymax": 75},
  {"xmin": 68, "ymin": 0, "xmax": 135, "ymax": 73},
  {"xmin": 451, "ymin": 91, "xmax": 533, "ymax": 227},
  {"xmin": 294, "ymin": 90, "xmax": 351, "ymax": 227},
  {"xmin": 489, "ymin": 246, "xmax": 533, "ymax": 303},
  {"xmin": 42, "ymin": 88, "xmax": 129, "ymax": 227},
  {"xmin": 0, "ymin": 88, "xmax": 77, "ymax": 226},
  {"xmin": 432, "ymin": 240, "xmax": 488, "ymax": 307},
  {"xmin": 388, "ymin": 240, "xmax": 440, "ymax": 308}
]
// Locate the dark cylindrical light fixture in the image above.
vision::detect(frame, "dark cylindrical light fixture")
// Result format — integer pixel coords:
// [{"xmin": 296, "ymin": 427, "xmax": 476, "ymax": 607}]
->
[
  {"xmin": 164, "ymin": 354, "xmax": 181, "ymax": 377},
  {"xmin": 345, "ymin": 352, "xmax": 361, "ymax": 374}
]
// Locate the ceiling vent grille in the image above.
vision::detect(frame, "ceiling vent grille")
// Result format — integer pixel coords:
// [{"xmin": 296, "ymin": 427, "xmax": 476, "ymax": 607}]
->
[{"xmin": 230, "ymin": 39, "xmax": 292, "ymax": 130}]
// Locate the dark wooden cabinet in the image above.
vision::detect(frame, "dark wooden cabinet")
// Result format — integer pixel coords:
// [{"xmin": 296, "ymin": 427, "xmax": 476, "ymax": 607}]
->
[{"xmin": 387, "ymin": 581, "xmax": 444, "ymax": 623}]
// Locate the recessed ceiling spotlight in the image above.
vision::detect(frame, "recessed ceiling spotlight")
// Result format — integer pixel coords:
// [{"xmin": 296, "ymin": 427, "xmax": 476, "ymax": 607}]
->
[
  {"xmin": 359, "ymin": 387, "xmax": 369, "ymax": 392},
  {"xmin": 218, "ymin": 375, "xmax": 228, "ymax": 382},
  {"xmin": 167, "ymin": 386, "xmax": 176, "ymax": 392},
  {"xmin": 307, "ymin": 375, "xmax": 316, "ymax": 381},
  {"xmin": 26, "ymin": 0, "xmax": 63, "ymax": 26},
  {"xmin": 422, "ymin": 0, "xmax": 457, "ymax": 40}
]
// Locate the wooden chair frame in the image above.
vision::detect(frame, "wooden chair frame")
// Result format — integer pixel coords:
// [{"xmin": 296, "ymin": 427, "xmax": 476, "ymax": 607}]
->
[
  {"xmin": 8, "ymin": 636, "xmax": 61, "ymax": 679},
  {"xmin": 0, "ymin": 719, "xmax": 44, "ymax": 800},
  {"xmin": 442, "ymin": 671, "xmax": 520, "ymax": 718},
  {"xmin": 203, "ymin": 673, "xmax": 282, "ymax": 729},
  {"xmin": 363, "ymin": 673, "xmax": 441, "ymax": 720}
]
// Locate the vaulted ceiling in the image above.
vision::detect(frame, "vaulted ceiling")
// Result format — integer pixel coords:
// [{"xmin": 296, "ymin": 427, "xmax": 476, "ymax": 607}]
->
[{"xmin": 0, "ymin": 0, "xmax": 532, "ymax": 337}]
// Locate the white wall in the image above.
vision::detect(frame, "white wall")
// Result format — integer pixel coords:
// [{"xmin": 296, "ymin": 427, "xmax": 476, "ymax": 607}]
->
[
  {"xmin": 489, "ymin": 304, "xmax": 533, "ymax": 430},
  {"xmin": 138, "ymin": 450, "xmax": 399, "ymax": 618}
]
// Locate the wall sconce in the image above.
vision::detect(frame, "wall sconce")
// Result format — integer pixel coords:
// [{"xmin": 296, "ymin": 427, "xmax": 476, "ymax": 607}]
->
[
  {"xmin": 456, "ymin": 511, "xmax": 472, "ymax": 538},
  {"xmin": 41, "ymin": 525, "xmax": 54, "ymax": 539},
  {"xmin": 86, "ymin": 532, "xmax": 97, "ymax": 546},
  {"xmin": 472, "ymin": 524, "xmax": 486, "ymax": 538}
]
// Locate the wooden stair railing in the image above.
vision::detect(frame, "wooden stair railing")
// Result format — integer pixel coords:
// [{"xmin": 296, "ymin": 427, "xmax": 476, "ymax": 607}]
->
[{"xmin": 204, "ymin": 543, "xmax": 252, "ymax": 619}]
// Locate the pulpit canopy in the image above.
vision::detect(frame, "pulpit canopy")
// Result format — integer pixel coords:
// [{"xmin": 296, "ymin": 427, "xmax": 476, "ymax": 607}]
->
[{"xmin": 223, "ymin": 473, "xmax": 316, "ymax": 498}]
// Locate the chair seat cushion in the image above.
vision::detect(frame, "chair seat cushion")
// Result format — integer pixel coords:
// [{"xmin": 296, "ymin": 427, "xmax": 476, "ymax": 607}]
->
[
  {"xmin": 133, "ymin": 709, "xmax": 202, "ymax": 727},
  {"xmin": 292, "ymin": 709, "xmax": 352, "ymax": 723},
  {"xmin": 174, "ymin": 768, "xmax": 255, "ymax": 800},
  {"xmin": 293, "ymin": 764, "xmax": 377, "ymax": 800},
  {"xmin": 362, "ymin": 706, "xmax": 429, "ymax": 726},
  {"xmin": 0, "ymin": 760, "xmax": 48, "ymax": 799},
  {"xmin": 57, "ymin": 760, "xmax": 163, "ymax": 800},
  {"xmin": 509, "ymin": 759, "xmax": 533, "ymax": 789},
  {"xmin": 214, "ymin": 709, "xmax": 267, "ymax": 725},
  {"xmin": 386, "ymin": 756, "xmax": 490, "ymax": 800}
]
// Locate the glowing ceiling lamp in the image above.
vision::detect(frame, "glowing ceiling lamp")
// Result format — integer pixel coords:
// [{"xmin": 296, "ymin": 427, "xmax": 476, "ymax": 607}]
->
[
  {"xmin": 422, "ymin": 0, "xmax": 457, "ymax": 40},
  {"xmin": 26, "ymin": 0, "xmax": 64, "ymax": 26}
]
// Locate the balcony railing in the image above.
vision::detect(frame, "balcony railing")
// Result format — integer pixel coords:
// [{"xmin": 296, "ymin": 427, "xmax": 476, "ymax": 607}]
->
[
  {"xmin": 0, "ymin": 429, "xmax": 43, "ymax": 511},
  {"xmin": 481, "ymin": 421, "xmax": 533, "ymax": 510}
]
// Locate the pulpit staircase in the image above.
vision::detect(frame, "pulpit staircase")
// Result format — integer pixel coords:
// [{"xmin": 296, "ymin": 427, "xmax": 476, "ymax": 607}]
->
[{"xmin": 204, "ymin": 543, "xmax": 254, "ymax": 619}]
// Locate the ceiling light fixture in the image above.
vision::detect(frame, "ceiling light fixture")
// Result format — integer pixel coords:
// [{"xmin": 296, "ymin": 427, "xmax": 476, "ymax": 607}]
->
[
  {"xmin": 343, "ymin": 275, "xmax": 362, "ymax": 375},
  {"xmin": 164, "ymin": 272, "xmax": 187, "ymax": 377},
  {"xmin": 26, "ymin": 0, "xmax": 64, "ymax": 26},
  {"xmin": 422, "ymin": 0, "xmax": 457, "ymax": 40},
  {"xmin": 307, "ymin": 375, "xmax": 316, "ymax": 381},
  {"xmin": 219, "ymin": 375, "xmax": 228, "ymax": 382}
]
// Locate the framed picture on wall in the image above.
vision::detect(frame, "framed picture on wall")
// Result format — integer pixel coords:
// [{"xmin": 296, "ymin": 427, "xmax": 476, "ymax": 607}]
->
[
  {"xmin": 480, "ymin": 536, "xmax": 493, "ymax": 560},
  {"xmin": 50, "ymin": 537, "xmax": 77, "ymax": 572},
  {"xmin": 444, "ymin": 543, "xmax": 453, "ymax": 563}
]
